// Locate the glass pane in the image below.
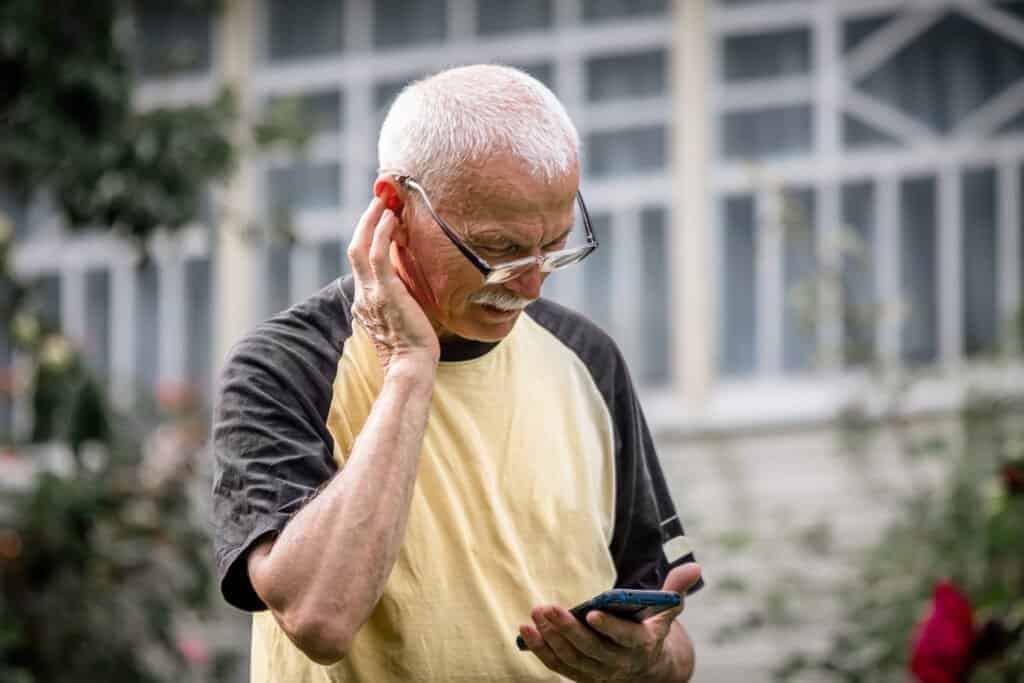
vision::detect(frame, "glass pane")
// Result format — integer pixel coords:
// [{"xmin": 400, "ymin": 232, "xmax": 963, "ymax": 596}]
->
[
  {"xmin": 782, "ymin": 189, "xmax": 816, "ymax": 371},
  {"xmin": 721, "ymin": 106, "xmax": 813, "ymax": 160},
  {"xmin": 638, "ymin": 208, "xmax": 671, "ymax": 386},
  {"xmin": 843, "ymin": 113, "xmax": 900, "ymax": 149},
  {"xmin": 582, "ymin": 0, "xmax": 667, "ymax": 21},
  {"xmin": 37, "ymin": 274, "xmax": 61, "ymax": 330},
  {"xmin": 962, "ymin": 167, "xmax": 998, "ymax": 357},
  {"xmin": 843, "ymin": 14, "xmax": 895, "ymax": 53},
  {"xmin": 477, "ymin": 0, "xmax": 551, "ymax": 34},
  {"xmin": 135, "ymin": 1, "xmax": 212, "ymax": 77},
  {"xmin": 841, "ymin": 182, "xmax": 877, "ymax": 366},
  {"xmin": 267, "ymin": 243, "xmax": 292, "ymax": 316},
  {"xmin": 374, "ymin": 0, "xmax": 447, "ymax": 47},
  {"xmin": 268, "ymin": 90, "xmax": 343, "ymax": 135},
  {"xmin": 185, "ymin": 258, "xmax": 212, "ymax": 391},
  {"xmin": 998, "ymin": 109, "xmax": 1024, "ymax": 137},
  {"xmin": 582, "ymin": 214, "xmax": 613, "ymax": 331},
  {"xmin": 856, "ymin": 12, "xmax": 1024, "ymax": 133},
  {"xmin": 722, "ymin": 29, "xmax": 812, "ymax": 82},
  {"xmin": 84, "ymin": 269, "xmax": 110, "ymax": 378},
  {"xmin": 586, "ymin": 126, "xmax": 667, "ymax": 177},
  {"xmin": 135, "ymin": 261, "xmax": 159, "ymax": 394},
  {"xmin": 268, "ymin": 0, "xmax": 343, "ymax": 61},
  {"xmin": 721, "ymin": 195, "xmax": 757, "ymax": 375},
  {"xmin": 267, "ymin": 162, "xmax": 341, "ymax": 211},
  {"xmin": 900, "ymin": 177, "xmax": 938, "ymax": 365},
  {"xmin": 317, "ymin": 239, "xmax": 348, "ymax": 287},
  {"xmin": 586, "ymin": 50, "xmax": 667, "ymax": 102}
]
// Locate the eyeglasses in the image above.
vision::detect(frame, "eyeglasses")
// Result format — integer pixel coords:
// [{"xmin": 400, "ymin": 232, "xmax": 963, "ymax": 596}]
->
[{"xmin": 392, "ymin": 174, "xmax": 598, "ymax": 285}]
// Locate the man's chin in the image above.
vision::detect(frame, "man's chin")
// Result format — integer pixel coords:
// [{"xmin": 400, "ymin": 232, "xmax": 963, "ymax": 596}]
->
[{"xmin": 454, "ymin": 306, "xmax": 523, "ymax": 342}]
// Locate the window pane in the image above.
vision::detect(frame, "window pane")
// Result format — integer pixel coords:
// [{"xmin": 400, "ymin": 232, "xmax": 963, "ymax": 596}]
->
[
  {"xmin": 374, "ymin": 0, "xmax": 447, "ymax": 47},
  {"xmin": 962, "ymin": 167, "xmax": 998, "ymax": 357},
  {"xmin": 267, "ymin": 162, "xmax": 341, "ymax": 211},
  {"xmin": 721, "ymin": 196, "xmax": 757, "ymax": 375},
  {"xmin": 783, "ymin": 189, "xmax": 816, "ymax": 372},
  {"xmin": 266, "ymin": 243, "xmax": 291, "ymax": 316},
  {"xmin": 185, "ymin": 258, "xmax": 212, "ymax": 391},
  {"xmin": 511, "ymin": 62, "xmax": 555, "ymax": 90},
  {"xmin": 135, "ymin": 1, "xmax": 212, "ymax": 77},
  {"xmin": 843, "ymin": 14, "xmax": 894, "ymax": 54},
  {"xmin": 477, "ymin": 0, "xmax": 551, "ymax": 34},
  {"xmin": 638, "ymin": 207, "xmax": 671, "ymax": 385},
  {"xmin": 856, "ymin": 13, "xmax": 1024, "ymax": 133},
  {"xmin": 135, "ymin": 261, "xmax": 159, "ymax": 394},
  {"xmin": 841, "ymin": 182, "xmax": 877, "ymax": 366},
  {"xmin": 722, "ymin": 29, "xmax": 812, "ymax": 82},
  {"xmin": 317, "ymin": 239, "xmax": 348, "ymax": 287},
  {"xmin": 36, "ymin": 274, "xmax": 61, "ymax": 330},
  {"xmin": 901, "ymin": 177, "xmax": 938, "ymax": 365},
  {"xmin": 582, "ymin": 214, "xmax": 613, "ymax": 331},
  {"xmin": 268, "ymin": 0, "xmax": 343, "ymax": 61},
  {"xmin": 84, "ymin": 269, "xmax": 110, "ymax": 378},
  {"xmin": 843, "ymin": 113, "xmax": 899, "ymax": 149},
  {"xmin": 268, "ymin": 90, "xmax": 343, "ymax": 135},
  {"xmin": 586, "ymin": 50, "xmax": 667, "ymax": 102},
  {"xmin": 586, "ymin": 126, "xmax": 667, "ymax": 177},
  {"xmin": 582, "ymin": 0, "xmax": 667, "ymax": 21},
  {"xmin": 722, "ymin": 106, "xmax": 813, "ymax": 160}
]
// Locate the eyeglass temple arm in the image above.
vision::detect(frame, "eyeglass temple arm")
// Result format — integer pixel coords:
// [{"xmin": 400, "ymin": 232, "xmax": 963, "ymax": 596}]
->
[{"xmin": 393, "ymin": 175, "xmax": 492, "ymax": 277}]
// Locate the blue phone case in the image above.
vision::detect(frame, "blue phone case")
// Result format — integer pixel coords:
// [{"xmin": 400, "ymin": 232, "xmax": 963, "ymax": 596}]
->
[{"xmin": 515, "ymin": 589, "xmax": 681, "ymax": 651}]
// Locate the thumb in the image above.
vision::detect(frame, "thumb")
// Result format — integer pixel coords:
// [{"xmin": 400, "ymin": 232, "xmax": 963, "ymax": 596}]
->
[{"xmin": 661, "ymin": 562, "xmax": 702, "ymax": 596}]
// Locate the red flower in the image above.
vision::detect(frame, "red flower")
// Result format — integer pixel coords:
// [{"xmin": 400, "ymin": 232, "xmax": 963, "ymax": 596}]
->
[
  {"xmin": 909, "ymin": 581, "xmax": 975, "ymax": 683},
  {"xmin": 1003, "ymin": 463, "xmax": 1024, "ymax": 495}
]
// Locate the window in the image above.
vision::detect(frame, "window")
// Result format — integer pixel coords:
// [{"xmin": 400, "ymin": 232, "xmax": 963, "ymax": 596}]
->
[
  {"xmin": 268, "ymin": 90, "xmax": 344, "ymax": 135},
  {"xmin": 843, "ymin": 14, "xmax": 895, "ymax": 54},
  {"xmin": 585, "ymin": 50, "xmax": 667, "ymax": 102},
  {"xmin": 843, "ymin": 113, "xmax": 899, "ymax": 149},
  {"xmin": 582, "ymin": 0, "xmax": 667, "ymax": 22},
  {"xmin": 582, "ymin": 214, "xmax": 613, "ymax": 332},
  {"xmin": 638, "ymin": 208, "xmax": 671, "ymax": 385},
  {"xmin": 84, "ymin": 269, "xmax": 111, "ymax": 378},
  {"xmin": 268, "ymin": 0, "xmax": 343, "ymax": 61},
  {"xmin": 962, "ymin": 167, "xmax": 998, "ymax": 357},
  {"xmin": 185, "ymin": 258, "xmax": 212, "ymax": 391},
  {"xmin": 135, "ymin": 1, "xmax": 212, "ymax": 77},
  {"xmin": 267, "ymin": 162, "xmax": 341, "ymax": 211},
  {"xmin": 841, "ymin": 182, "xmax": 877, "ymax": 367},
  {"xmin": 586, "ymin": 126, "xmax": 667, "ymax": 177},
  {"xmin": 720, "ymin": 196, "xmax": 757, "ymax": 375},
  {"xmin": 374, "ymin": 0, "xmax": 447, "ymax": 48},
  {"xmin": 722, "ymin": 29, "xmax": 812, "ymax": 82},
  {"xmin": 135, "ymin": 261, "xmax": 159, "ymax": 393},
  {"xmin": 36, "ymin": 274, "xmax": 61, "ymax": 330},
  {"xmin": 721, "ymin": 106, "xmax": 813, "ymax": 160},
  {"xmin": 782, "ymin": 189, "xmax": 816, "ymax": 372},
  {"xmin": 266, "ymin": 243, "xmax": 292, "ymax": 316},
  {"xmin": 477, "ymin": 0, "xmax": 551, "ymax": 35},
  {"xmin": 900, "ymin": 177, "xmax": 938, "ymax": 365},
  {"xmin": 318, "ymin": 240, "xmax": 347, "ymax": 287},
  {"xmin": 511, "ymin": 62, "xmax": 554, "ymax": 90}
]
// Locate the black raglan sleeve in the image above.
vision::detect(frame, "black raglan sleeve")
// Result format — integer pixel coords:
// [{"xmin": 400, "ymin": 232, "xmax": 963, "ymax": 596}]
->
[
  {"xmin": 211, "ymin": 284, "xmax": 351, "ymax": 611},
  {"xmin": 525, "ymin": 299, "xmax": 702, "ymax": 594}
]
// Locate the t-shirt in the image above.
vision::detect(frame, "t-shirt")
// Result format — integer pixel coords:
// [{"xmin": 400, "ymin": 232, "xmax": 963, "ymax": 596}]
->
[{"xmin": 212, "ymin": 276, "xmax": 700, "ymax": 682}]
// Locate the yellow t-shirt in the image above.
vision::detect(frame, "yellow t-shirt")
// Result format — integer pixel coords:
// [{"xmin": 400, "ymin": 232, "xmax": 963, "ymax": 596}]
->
[{"xmin": 212, "ymin": 278, "xmax": 700, "ymax": 683}]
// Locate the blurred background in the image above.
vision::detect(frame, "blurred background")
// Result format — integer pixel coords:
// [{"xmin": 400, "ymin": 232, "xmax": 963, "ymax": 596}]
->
[{"xmin": 2, "ymin": 0, "xmax": 1024, "ymax": 681}]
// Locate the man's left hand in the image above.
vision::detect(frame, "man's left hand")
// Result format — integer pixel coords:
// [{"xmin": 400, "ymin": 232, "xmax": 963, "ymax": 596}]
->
[{"xmin": 519, "ymin": 563, "xmax": 701, "ymax": 682}]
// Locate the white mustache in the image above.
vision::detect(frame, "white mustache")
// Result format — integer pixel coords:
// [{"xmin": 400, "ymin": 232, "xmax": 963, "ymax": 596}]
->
[{"xmin": 470, "ymin": 289, "xmax": 536, "ymax": 311}]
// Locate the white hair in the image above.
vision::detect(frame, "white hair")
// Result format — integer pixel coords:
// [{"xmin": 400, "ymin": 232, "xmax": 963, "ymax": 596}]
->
[{"xmin": 377, "ymin": 64, "xmax": 580, "ymax": 196}]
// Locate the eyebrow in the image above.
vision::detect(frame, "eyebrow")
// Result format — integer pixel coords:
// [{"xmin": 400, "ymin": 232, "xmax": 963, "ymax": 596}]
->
[{"xmin": 469, "ymin": 225, "xmax": 573, "ymax": 251}]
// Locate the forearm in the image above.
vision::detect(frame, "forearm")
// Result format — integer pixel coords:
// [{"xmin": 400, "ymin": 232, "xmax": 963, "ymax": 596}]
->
[
  {"xmin": 648, "ymin": 621, "xmax": 695, "ymax": 682},
  {"xmin": 251, "ymin": 358, "xmax": 435, "ymax": 661}
]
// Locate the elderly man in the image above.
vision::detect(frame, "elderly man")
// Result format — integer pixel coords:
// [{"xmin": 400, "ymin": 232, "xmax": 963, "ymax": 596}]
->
[{"xmin": 213, "ymin": 64, "xmax": 702, "ymax": 682}]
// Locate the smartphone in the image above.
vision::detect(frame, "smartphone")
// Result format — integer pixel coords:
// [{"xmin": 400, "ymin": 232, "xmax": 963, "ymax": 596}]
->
[{"xmin": 515, "ymin": 589, "xmax": 681, "ymax": 651}]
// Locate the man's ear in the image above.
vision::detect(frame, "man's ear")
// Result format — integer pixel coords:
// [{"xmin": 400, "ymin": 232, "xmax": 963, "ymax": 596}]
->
[{"xmin": 373, "ymin": 175, "xmax": 405, "ymax": 215}]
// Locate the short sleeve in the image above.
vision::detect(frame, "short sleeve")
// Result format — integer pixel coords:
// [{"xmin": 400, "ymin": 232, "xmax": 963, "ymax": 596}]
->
[{"xmin": 212, "ymin": 327, "xmax": 340, "ymax": 612}]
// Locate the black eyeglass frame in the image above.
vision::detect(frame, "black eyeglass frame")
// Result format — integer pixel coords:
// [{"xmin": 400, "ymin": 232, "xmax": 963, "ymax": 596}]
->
[{"xmin": 391, "ymin": 174, "xmax": 599, "ymax": 285}]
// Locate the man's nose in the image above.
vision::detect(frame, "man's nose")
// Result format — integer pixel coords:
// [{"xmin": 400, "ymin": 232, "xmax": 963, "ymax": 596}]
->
[{"xmin": 503, "ymin": 264, "xmax": 544, "ymax": 300}]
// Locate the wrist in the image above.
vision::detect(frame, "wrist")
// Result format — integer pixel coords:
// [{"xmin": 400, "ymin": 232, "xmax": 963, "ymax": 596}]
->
[{"xmin": 385, "ymin": 353, "xmax": 437, "ymax": 389}]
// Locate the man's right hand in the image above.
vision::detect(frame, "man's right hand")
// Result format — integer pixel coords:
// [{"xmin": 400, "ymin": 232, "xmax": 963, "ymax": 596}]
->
[{"xmin": 347, "ymin": 197, "xmax": 440, "ymax": 373}]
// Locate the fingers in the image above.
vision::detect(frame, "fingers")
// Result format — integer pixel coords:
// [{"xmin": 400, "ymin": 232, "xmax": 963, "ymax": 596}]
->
[
  {"xmin": 369, "ymin": 209, "xmax": 398, "ymax": 279},
  {"xmin": 661, "ymin": 562, "xmax": 702, "ymax": 596},
  {"xmin": 585, "ymin": 610, "xmax": 650, "ymax": 649},
  {"xmin": 348, "ymin": 197, "xmax": 386, "ymax": 282}
]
